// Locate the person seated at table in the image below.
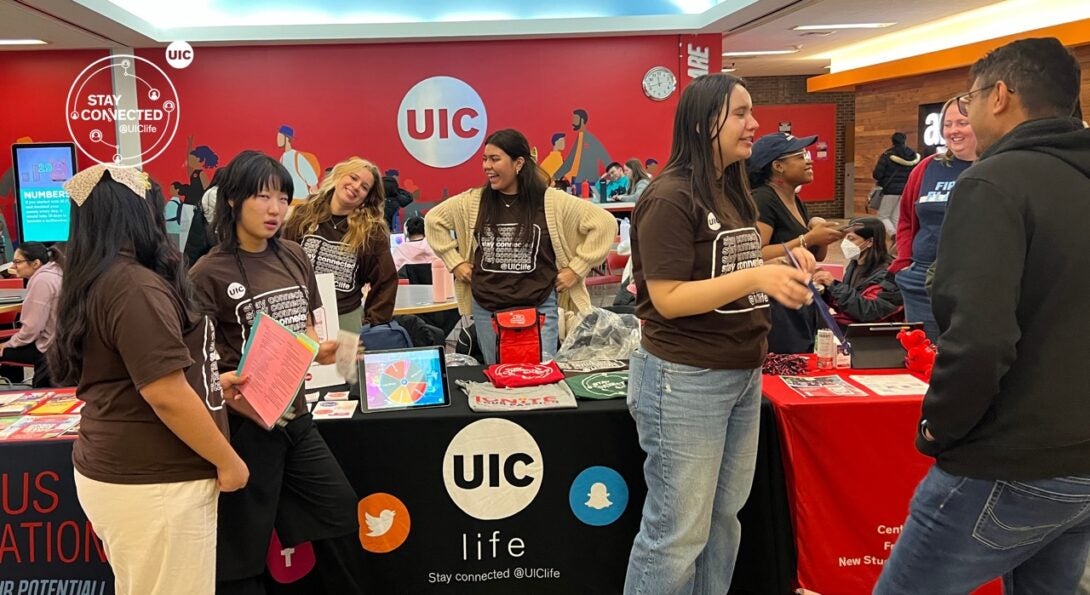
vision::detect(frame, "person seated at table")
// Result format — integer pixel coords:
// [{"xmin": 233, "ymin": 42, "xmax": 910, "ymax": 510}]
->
[
  {"xmin": 611, "ymin": 158, "xmax": 652, "ymax": 203},
  {"xmin": 0, "ymin": 242, "xmax": 63, "ymax": 387},
  {"xmin": 425, "ymin": 128, "xmax": 615, "ymax": 365},
  {"xmin": 52, "ymin": 165, "xmax": 248, "ymax": 595},
  {"xmin": 812, "ymin": 217, "xmax": 903, "ymax": 328},
  {"xmin": 392, "ymin": 216, "xmax": 438, "ymax": 280},
  {"xmin": 601, "ymin": 161, "xmax": 630, "ymax": 201},
  {"xmin": 189, "ymin": 150, "xmax": 364, "ymax": 594},
  {"xmin": 748, "ymin": 132, "xmax": 844, "ymax": 354},
  {"xmin": 282, "ymin": 156, "xmax": 397, "ymax": 333}
]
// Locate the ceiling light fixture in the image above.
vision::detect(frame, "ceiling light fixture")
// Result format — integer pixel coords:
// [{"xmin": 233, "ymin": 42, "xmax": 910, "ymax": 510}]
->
[
  {"xmin": 792, "ymin": 23, "xmax": 894, "ymax": 30},
  {"xmin": 0, "ymin": 39, "xmax": 47, "ymax": 45},
  {"xmin": 722, "ymin": 49, "xmax": 799, "ymax": 57}
]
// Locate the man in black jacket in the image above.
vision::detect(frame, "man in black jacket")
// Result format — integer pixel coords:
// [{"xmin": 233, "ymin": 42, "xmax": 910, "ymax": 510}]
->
[{"xmin": 876, "ymin": 38, "xmax": 1090, "ymax": 594}]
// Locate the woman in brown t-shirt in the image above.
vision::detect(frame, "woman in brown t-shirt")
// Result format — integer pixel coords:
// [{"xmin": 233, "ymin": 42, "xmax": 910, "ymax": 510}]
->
[
  {"xmin": 52, "ymin": 166, "xmax": 248, "ymax": 595},
  {"xmin": 188, "ymin": 151, "xmax": 364, "ymax": 593},
  {"xmin": 282, "ymin": 156, "xmax": 397, "ymax": 333},
  {"xmin": 624, "ymin": 74, "xmax": 816, "ymax": 594}
]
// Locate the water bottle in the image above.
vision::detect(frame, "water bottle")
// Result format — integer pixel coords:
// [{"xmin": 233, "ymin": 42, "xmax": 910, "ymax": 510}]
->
[
  {"xmin": 431, "ymin": 260, "xmax": 448, "ymax": 303},
  {"xmin": 619, "ymin": 218, "xmax": 631, "ymax": 244},
  {"xmin": 815, "ymin": 329, "xmax": 835, "ymax": 370}
]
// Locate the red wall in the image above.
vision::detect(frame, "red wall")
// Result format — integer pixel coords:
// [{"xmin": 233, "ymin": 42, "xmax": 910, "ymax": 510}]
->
[
  {"xmin": 753, "ymin": 103, "xmax": 838, "ymax": 202},
  {"xmin": 0, "ymin": 35, "xmax": 724, "ymax": 235},
  {"xmin": 133, "ymin": 35, "xmax": 720, "ymax": 201}
]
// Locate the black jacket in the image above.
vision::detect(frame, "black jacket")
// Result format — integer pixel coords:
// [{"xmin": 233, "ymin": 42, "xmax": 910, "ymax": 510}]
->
[
  {"xmin": 872, "ymin": 145, "xmax": 920, "ymax": 195},
  {"xmin": 826, "ymin": 255, "xmax": 901, "ymax": 326},
  {"xmin": 919, "ymin": 117, "xmax": 1090, "ymax": 479}
]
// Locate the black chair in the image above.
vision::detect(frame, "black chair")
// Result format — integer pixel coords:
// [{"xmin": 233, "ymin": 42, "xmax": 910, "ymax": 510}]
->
[{"xmin": 401, "ymin": 263, "xmax": 432, "ymax": 285}]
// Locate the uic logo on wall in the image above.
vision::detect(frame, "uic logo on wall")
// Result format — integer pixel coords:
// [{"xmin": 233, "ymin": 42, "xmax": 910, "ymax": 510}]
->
[
  {"xmin": 443, "ymin": 418, "xmax": 543, "ymax": 520},
  {"xmin": 397, "ymin": 76, "xmax": 487, "ymax": 169}
]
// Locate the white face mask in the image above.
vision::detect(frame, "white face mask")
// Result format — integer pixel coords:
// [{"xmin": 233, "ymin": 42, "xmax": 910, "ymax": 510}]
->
[{"xmin": 841, "ymin": 238, "xmax": 862, "ymax": 261}]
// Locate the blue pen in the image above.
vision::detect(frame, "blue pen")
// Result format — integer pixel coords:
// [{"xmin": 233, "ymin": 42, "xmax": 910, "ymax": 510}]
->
[{"xmin": 780, "ymin": 243, "xmax": 852, "ymax": 354}]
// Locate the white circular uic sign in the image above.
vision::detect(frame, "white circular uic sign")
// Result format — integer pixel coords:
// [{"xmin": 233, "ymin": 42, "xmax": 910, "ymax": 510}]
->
[
  {"xmin": 443, "ymin": 418, "xmax": 542, "ymax": 520},
  {"xmin": 397, "ymin": 76, "xmax": 487, "ymax": 169}
]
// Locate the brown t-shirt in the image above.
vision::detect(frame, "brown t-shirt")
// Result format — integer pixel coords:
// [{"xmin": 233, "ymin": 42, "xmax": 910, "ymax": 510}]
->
[
  {"xmin": 73, "ymin": 259, "xmax": 227, "ymax": 484},
  {"xmin": 471, "ymin": 194, "xmax": 558, "ymax": 311},
  {"xmin": 189, "ymin": 241, "xmax": 321, "ymax": 416},
  {"xmin": 632, "ymin": 173, "xmax": 771, "ymax": 369},
  {"xmin": 284, "ymin": 219, "xmax": 397, "ymax": 323}
]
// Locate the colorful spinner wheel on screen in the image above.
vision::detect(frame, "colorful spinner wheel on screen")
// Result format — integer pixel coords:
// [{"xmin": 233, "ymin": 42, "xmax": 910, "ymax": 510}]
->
[{"xmin": 377, "ymin": 360, "xmax": 429, "ymax": 404}]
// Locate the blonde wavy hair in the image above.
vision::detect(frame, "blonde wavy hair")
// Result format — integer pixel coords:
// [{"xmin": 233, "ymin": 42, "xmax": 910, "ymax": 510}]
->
[{"xmin": 284, "ymin": 157, "xmax": 388, "ymax": 253}]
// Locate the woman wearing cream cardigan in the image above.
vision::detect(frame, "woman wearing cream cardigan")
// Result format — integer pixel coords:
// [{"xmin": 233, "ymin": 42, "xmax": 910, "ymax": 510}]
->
[{"xmin": 426, "ymin": 128, "xmax": 615, "ymax": 364}]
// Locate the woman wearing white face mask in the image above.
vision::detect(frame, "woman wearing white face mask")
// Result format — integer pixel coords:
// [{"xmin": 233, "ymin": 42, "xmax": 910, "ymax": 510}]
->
[{"xmin": 812, "ymin": 217, "xmax": 903, "ymax": 328}]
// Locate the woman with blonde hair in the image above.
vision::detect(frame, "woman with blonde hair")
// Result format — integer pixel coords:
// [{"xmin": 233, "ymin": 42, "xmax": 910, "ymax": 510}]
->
[
  {"xmin": 890, "ymin": 97, "xmax": 976, "ymax": 340},
  {"xmin": 283, "ymin": 156, "xmax": 398, "ymax": 332}
]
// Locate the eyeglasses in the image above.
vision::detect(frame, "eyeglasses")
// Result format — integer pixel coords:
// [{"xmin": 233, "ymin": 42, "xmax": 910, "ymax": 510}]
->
[
  {"xmin": 776, "ymin": 150, "xmax": 812, "ymax": 162},
  {"xmin": 10, "ymin": 259, "xmax": 27, "ymax": 265},
  {"xmin": 955, "ymin": 82, "xmax": 1015, "ymax": 117}
]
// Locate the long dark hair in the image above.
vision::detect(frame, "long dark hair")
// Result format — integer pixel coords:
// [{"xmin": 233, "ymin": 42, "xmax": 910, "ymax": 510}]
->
[
  {"xmin": 850, "ymin": 217, "xmax": 890, "ymax": 286},
  {"xmin": 212, "ymin": 150, "xmax": 294, "ymax": 251},
  {"xmin": 49, "ymin": 173, "xmax": 194, "ymax": 385},
  {"xmin": 624, "ymin": 158, "xmax": 651, "ymax": 188},
  {"xmin": 651, "ymin": 73, "xmax": 756, "ymax": 225},
  {"xmin": 476, "ymin": 129, "xmax": 547, "ymax": 245}
]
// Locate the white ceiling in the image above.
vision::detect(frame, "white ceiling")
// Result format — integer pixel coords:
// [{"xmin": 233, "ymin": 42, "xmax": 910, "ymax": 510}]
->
[{"xmin": 0, "ymin": 0, "xmax": 1016, "ymax": 76}]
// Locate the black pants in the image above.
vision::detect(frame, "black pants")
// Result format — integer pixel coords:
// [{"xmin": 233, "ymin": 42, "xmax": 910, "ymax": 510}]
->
[
  {"xmin": 216, "ymin": 413, "xmax": 364, "ymax": 593},
  {"xmin": 0, "ymin": 343, "xmax": 51, "ymax": 387}
]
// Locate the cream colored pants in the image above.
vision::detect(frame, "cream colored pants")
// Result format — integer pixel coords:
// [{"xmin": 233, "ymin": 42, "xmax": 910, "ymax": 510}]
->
[{"xmin": 74, "ymin": 469, "xmax": 218, "ymax": 595}]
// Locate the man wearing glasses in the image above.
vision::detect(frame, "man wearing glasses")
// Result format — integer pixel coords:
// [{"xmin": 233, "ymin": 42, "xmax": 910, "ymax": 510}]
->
[{"xmin": 876, "ymin": 37, "xmax": 1090, "ymax": 594}]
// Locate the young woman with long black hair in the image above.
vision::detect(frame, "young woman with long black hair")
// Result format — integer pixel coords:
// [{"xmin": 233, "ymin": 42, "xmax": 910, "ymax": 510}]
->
[
  {"xmin": 188, "ymin": 150, "xmax": 364, "ymax": 594},
  {"xmin": 53, "ymin": 165, "xmax": 248, "ymax": 595},
  {"xmin": 282, "ymin": 156, "xmax": 397, "ymax": 333},
  {"xmin": 425, "ymin": 128, "xmax": 615, "ymax": 364},
  {"xmin": 625, "ymin": 73, "xmax": 815, "ymax": 593}
]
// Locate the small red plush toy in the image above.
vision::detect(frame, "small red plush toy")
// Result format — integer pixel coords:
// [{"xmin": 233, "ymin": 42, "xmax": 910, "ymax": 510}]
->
[{"xmin": 897, "ymin": 329, "xmax": 937, "ymax": 379}]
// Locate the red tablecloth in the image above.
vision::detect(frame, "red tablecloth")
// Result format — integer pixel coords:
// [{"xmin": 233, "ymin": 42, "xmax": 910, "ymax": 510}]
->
[{"xmin": 763, "ymin": 369, "xmax": 1001, "ymax": 595}]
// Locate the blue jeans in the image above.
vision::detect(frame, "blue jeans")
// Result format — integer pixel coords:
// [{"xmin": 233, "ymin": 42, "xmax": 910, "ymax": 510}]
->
[
  {"xmin": 470, "ymin": 291, "xmax": 559, "ymax": 365},
  {"xmin": 875, "ymin": 465, "xmax": 1090, "ymax": 595},
  {"xmin": 624, "ymin": 349, "xmax": 761, "ymax": 595},
  {"xmin": 895, "ymin": 262, "xmax": 938, "ymax": 341}
]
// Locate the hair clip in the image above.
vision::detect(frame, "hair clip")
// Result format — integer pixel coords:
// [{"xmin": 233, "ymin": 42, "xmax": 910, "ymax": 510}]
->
[{"xmin": 63, "ymin": 164, "xmax": 150, "ymax": 207}]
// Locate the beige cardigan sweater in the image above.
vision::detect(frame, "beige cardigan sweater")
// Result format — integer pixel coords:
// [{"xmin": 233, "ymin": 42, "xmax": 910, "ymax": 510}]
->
[{"xmin": 425, "ymin": 187, "xmax": 616, "ymax": 315}]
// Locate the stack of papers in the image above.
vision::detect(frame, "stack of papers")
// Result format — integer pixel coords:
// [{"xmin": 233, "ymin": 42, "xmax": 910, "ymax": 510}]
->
[
  {"xmin": 0, "ymin": 392, "xmax": 53, "ymax": 416},
  {"xmin": 0, "ymin": 415, "xmax": 81, "ymax": 441},
  {"xmin": 237, "ymin": 313, "xmax": 319, "ymax": 430},
  {"xmin": 848, "ymin": 374, "xmax": 930, "ymax": 396},
  {"xmin": 780, "ymin": 375, "xmax": 868, "ymax": 398},
  {"xmin": 311, "ymin": 400, "xmax": 358, "ymax": 419}
]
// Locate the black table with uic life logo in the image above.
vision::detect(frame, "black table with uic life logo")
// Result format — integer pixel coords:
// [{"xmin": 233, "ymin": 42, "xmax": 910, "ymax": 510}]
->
[{"xmin": 0, "ymin": 368, "xmax": 793, "ymax": 594}]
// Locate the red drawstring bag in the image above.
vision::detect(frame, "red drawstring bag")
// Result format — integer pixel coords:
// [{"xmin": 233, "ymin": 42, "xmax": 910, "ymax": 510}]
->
[{"xmin": 492, "ymin": 307, "xmax": 545, "ymax": 364}]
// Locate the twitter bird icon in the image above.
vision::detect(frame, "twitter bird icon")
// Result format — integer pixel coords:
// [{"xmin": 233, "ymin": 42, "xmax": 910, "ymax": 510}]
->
[{"xmin": 365, "ymin": 509, "xmax": 396, "ymax": 537}]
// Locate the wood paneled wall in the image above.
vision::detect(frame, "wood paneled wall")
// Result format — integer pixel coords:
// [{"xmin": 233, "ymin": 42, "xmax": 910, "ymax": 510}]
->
[{"xmin": 851, "ymin": 43, "xmax": 1090, "ymax": 215}]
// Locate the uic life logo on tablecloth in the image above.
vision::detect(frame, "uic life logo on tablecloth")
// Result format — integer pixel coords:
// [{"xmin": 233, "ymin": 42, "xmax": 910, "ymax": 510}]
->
[{"xmin": 443, "ymin": 418, "xmax": 543, "ymax": 520}]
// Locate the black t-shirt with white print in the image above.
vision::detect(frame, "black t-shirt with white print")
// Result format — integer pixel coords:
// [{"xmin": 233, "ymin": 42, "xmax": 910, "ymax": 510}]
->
[
  {"xmin": 632, "ymin": 173, "xmax": 772, "ymax": 369},
  {"xmin": 471, "ymin": 194, "xmax": 558, "ymax": 312},
  {"xmin": 189, "ymin": 241, "xmax": 321, "ymax": 417}
]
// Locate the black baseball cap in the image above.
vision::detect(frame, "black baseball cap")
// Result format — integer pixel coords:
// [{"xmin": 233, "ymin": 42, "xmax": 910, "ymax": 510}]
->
[{"xmin": 747, "ymin": 132, "xmax": 818, "ymax": 173}]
